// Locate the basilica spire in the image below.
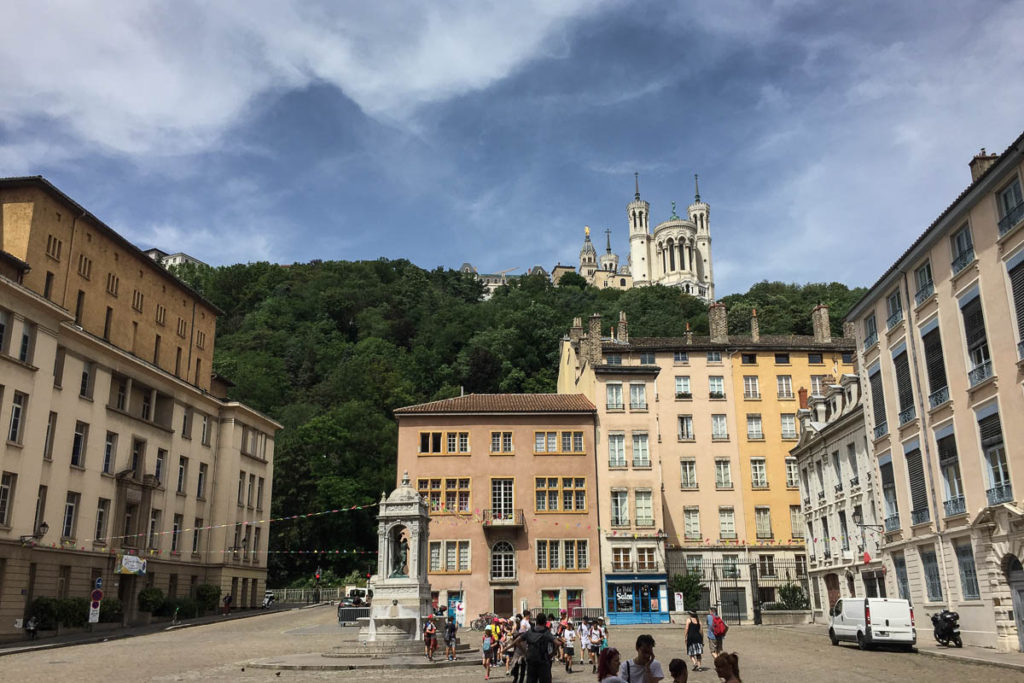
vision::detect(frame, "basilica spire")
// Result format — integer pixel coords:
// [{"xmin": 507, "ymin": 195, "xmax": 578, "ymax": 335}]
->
[
  {"xmin": 634, "ymin": 172, "xmax": 640, "ymax": 201},
  {"xmin": 694, "ymin": 173, "xmax": 700, "ymax": 203}
]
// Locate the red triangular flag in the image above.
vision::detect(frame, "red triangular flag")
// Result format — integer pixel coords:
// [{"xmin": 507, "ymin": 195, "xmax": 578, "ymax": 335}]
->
[{"xmin": 863, "ymin": 551, "xmax": 872, "ymax": 564}]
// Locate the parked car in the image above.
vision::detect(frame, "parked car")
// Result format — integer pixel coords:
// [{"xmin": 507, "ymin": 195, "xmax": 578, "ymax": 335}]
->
[{"xmin": 829, "ymin": 597, "xmax": 916, "ymax": 650}]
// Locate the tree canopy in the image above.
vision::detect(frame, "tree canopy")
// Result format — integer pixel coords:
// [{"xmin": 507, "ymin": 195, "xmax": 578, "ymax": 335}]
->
[{"xmin": 172, "ymin": 260, "xmax": 864, "ymax": 585}]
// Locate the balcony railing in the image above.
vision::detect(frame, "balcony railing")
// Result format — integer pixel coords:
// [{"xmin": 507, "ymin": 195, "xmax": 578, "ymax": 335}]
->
[
  {"xmin": 482, "ymin": 509, "xmax": 524, "ymax": 528},
  {"xmin": 968, "ymin": 361, "xmax": 993, "ymax": 387},
  {"xmin": 874, "ymin": 422, "xmax": 889, "ymax": 439},
  {"xmin": 709, "ymin": 391, "xmax": 726, "ymax": 400},
  {"xmin": 630, "ymin": 401, "xmax": 648, "ymax": 410},
  {"xmin": 782, "ymin": 430, "xmax": 798, "ymax": 439},
  {"xmin": 898, "ymin": 405, "xmax": 917, "ymax": 425},
  {"xmin": 863, "ymin": 332, "xmax": 878, "ymax": 349},
  {"xmin": 489, "ymin": 572, "xmax": 518, "ymax": 583},
  {"xmin": 914, "ymin": 281, "xmax": 935, "ymax": 305},
  {"xmin": 636, "ymin": 561, "xmax": 659, "ymax": 572},
  {"xmin": 911, "ymin": 508, "xmax": 931, "ymax": 525},
  {"xmin": 1019, "ymin": 340, "xmax": 1024, "ymax": 360},
  {"xmin": 943, "ymin": 496, "xmax": 966, "ymax": 517},
  {"xmin": 635, "ymin": 518, "xmax": 656, "ymax": 528},
  {"xmin": 747, "ymin": 430, "xmax": 763, "ymax": 440},
  {"xmin": 610, "ymin": 562, "xmax": 634, "ymax": 572},
  {"xmin": 952, "ymin": 249, "xmax": 975, "ymax": 275},
  {"xmin": 675, "ymin": 392, "xmax": 692, "ymax": 400},
  {"xmin": 719, "ymin": 532, "xmax": 737, "ymax": 540},
  {"xmin": 998, "ymin": 201, "xmax": 1024, "ymax": 236},
  {"xmin": 849, "ymin": 476, "xmax": 860, "ymax": 488},
  {"xmin": 610, "ymin": 517, "xmax": 630, "ymax": 527},
  {"xmin": 887, "ymin": 309, "xmax": 904, "ymax": 329},
  {"xmin": 987, "ymin": 483, "xmax": 1014, "ymax": 505},
  {"xmin": 884, "ymin": 514, "xmax": 901, "ymax": 532},
  {"xmin": 778, "ymin": 391, "xmax": 794, "ymax": 400},
  {"xmin": 607, "ymin": 402, "xmax": 624, "ymax": 410},
  {"xmin": 744, "ymin": 392, "xmax": 761, "ymax": 400},
  {"xmin": 928, "ymin": 386, "xmax": 949, "ymax": 409},
  {"xmin": 752, "ymin": 481, "xmax": 769, "ymax": 490}
]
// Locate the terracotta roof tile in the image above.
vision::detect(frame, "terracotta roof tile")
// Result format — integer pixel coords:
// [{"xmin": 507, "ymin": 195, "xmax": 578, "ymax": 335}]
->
[{"xmin": 394, "ymin": 394, "xmax": 595, "ymax": 415}]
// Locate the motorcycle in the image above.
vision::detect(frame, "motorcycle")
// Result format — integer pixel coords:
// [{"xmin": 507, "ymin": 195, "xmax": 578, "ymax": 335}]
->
[{"xmin": 931, "ymin": 609, "xmax": 962, "ymax": 647}]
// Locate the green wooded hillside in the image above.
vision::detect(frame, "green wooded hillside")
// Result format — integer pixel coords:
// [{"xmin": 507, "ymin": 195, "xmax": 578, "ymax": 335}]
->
[{"xmin": 171, "ymin": 259, "xmax": 864, "ymax": 585}]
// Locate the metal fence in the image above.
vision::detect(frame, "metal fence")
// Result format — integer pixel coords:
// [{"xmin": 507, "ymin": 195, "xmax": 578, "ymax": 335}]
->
[
  {"xmin": 337, "ymin": 607, "xmax": 371, "ymax": 624},
  {"xmin": 665, "ymin": 557, "xmax": 810, "ymax": 625},
  {"xmin": 270, "ymin": 587, "xmax": 343, "ymax": 604}
]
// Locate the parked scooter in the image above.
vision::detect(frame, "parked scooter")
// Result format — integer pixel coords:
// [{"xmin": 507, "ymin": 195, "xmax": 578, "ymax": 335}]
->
[
  {"xmin": 262, "ymin": 591, "xmax": 275, "ymax": 609},
  {"xmin": 931, "ymin": 609, "xmax": 962, "ymax": 647}
]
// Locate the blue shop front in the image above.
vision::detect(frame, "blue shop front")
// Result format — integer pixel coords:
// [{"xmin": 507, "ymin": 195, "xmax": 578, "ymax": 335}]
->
[{"xmin": 604, "ymin": 574, "xmax": 670, "ymax": 624}]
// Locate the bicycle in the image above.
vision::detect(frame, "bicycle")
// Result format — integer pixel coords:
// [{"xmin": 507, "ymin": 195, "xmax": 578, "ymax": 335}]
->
[
  {"xmin": 470, "ymin": 612, "xmax": 498, "ymax": 631},
  {"xmin": 171, "ymin": 606, "xmax": 181, "ymax": 626}
]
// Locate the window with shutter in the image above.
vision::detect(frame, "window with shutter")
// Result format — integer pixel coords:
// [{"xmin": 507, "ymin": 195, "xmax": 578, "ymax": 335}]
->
[
  {"xmin": 869, "ymin": 370, "xmax": 886, "ymax": 430},
  {"xmin": 979, "ymin": 413, "xmax": 1003, "ymax": 449},
  {"xmin": 905, "ymin": 449, "xmax": 929, "ymax": 521},
  {"xmin": 1010, "ymin": 262, "xmax": 1024, "ymax": 341},
  {"xmin": 893, "ymin": 352, "xmax": 913, "ymax": 412},
  {"xmin": 937, "ymin": 434, "xmax": 958, "ymax": 464},
  {"xmin": 961, "ymin": 297, "xmax": 988, "ymax": 356},
  {"xmin": 922, "ymin": 329, "xmax": 947, "ymax": 394}
]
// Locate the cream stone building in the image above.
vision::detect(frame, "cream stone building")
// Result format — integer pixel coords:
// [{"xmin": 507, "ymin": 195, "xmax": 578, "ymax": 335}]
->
[
  {"xmin": 0, "ymin": 177, "xmax": 279, "ymax": 640},
  {"xmin": 845, "ymin": 136, "xmax": 1024, "ymax": 651},
  {"xmin": 790, "ymin": 374, "xmax": 885, "ymax": 620},
  {"xmin": 557, "ymin": 304, "xmax": 853, "ymax": 623},
  {"xmin": 393, "ymin": 394, "xmax": 603, "ymax": 620}
]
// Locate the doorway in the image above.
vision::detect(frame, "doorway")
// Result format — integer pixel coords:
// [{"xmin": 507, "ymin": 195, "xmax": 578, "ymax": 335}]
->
[
  {"xmin": 1005, "ymin": 555, "xmax": 1024, "ymax": 652},
  {"xmin": 824, "ymin": 573, "xmax": 841, "ymax": 611},
  {"xmin": 542, "ymin": 590, "xmax": 560, "ymax": 613},
  {"xmin": 494, "ymin": 589, "xmax": 514, "ymax": 616}
]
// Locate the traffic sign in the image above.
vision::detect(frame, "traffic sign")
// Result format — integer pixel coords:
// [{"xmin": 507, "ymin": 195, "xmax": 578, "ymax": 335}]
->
[
  {"xmin": 89, "ymin": 587, "xmax": 103, "ymax": 624},
  {"xmin": 91, "ymin": 589, "xmax": 103, "ymax": 602},
  {"xmin": 95, "ymin": 577, "xmax": 103, "ymax": 589}
]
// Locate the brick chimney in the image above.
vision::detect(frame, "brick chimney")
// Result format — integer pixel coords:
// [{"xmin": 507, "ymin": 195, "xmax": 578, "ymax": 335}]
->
[
  {"xmin": 969, "ymin": 148, "xmax": 999, "ymax": 183},
  {"xmin": 618, "ymin": 311, "xmax": 629, "ymax": 343},
  {"xmin": 750, "ymin": 308, "xmax": 760, "ymax": 342},
  {"xmin": 709, "ymin": 302, "xmax": 728, "ymax": 344},
  {"xmin": 685, "ymin": 321, "xmax": 693, "ymax": 345},
  {"xmin": 812, "ymin": 304, "xmax": 831, "ymax": 343},
  {"xmin": 798, "ymin": 386, "xmax": 809, "ymax": 409}
]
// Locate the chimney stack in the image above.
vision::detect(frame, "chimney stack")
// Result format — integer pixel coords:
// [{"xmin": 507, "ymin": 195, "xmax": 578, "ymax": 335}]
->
[
  {"xmin": 709, "ymin": 302, "xmax": 729, "ymax": 344},
  {"xmin": 798, "ymin": 386, "xmax": 809, "ymax": 409},
  {"xmin": 812, "ymin": 304, "xmax": 831, "ymax": 343},
  {"xmin": 584, "ymin": 313, "xmax": 603, "ymax": 366},
  {"xmin": 750, "ymin": 308, "xmax": 760, "ymax": 342},
  {"xmin": 569, "ymin": 317, "xmax": 584, "ymax": 346},
  {"xmin": 969, "ymin": 147, "xmax": 999, "ymax": 183},
  {"xmin": 685, "ymin": 321, "xmax": 693, "ymax": 345},
  {"xmin": 618, "ymin": 311, "xmax": 629, "ymax": 343}
]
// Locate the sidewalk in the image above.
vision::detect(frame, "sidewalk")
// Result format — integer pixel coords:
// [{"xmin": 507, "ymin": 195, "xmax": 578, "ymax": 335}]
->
[
  {"xmin": 0, "ymin": 604, "xmax": 299, "ymax": 657},
  {"xmin": 774, "ymin": 622, "xmax": 1024, "ymax": 673}
]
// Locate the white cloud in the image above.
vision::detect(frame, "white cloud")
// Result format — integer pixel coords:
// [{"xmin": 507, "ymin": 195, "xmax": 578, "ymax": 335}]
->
[{"xmin": 0, "ymin": 1, "xmax": 603, "ymax": 161}]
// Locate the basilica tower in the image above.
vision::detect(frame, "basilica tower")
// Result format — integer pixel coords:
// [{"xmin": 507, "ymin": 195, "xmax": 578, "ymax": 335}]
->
[
  {"xmin": 579, "ymin": 226, "xmax": 598, "ymax": 280},
  {"xmin": 627, "ymin": 173, "xmax": 651, "ymax": 285},
  {"xmin": 687, "ymin": 174, "xmax": 714, "ymax": 300}
]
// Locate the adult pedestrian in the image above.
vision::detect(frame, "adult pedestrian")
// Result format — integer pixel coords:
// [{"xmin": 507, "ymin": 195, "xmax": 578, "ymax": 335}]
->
[
  {"xmin": 507, "ymin": 611, "xmax": 562, "ymax": 683},
  {"xmin": 588, "ymin": 617, "xmax": 605, "ymax": 672},
  {"xmin": 684, "ymin": 611, "xmax": 703, "ymax": 671},
  {"xmin": 618, "ymin": 634, "xmax": 664, "ymax": 683},
  {"xmin": 706, "ymin": 606, "xmax": 727, "ymax": 656},
  {"xmin": 505, "ymin": 621, "xmax": 528, "ymax": 683},
  {"xmin": 520, "ymin": 609, "xmax": 532, "ymax": 633},
  {"xmin": 578, "ymin": 618, "xmax": 590, "ymax": 665},
  {"xmin": 444, "ymin": 615, "xmax": 458, "ymax": 661},
  {"xmin": 25, "ymin": 616, "xmax": 38, "ymax": 640},
  {"xmin": 561, "ymin": 619, "xmax": 576, "ymax": 673},
  {"xmin": 596, "ymin": 647, "xmax": 626, "ymax": 683},
  {"xmin": 667, "ymin": 658, "xmax": 688, "ymax": 683},
  {"xmin": 713, "ymin": 652, "xmax": 741, "ymax": 682},
  {"xmin": 222, "ymin": 593, "xmax": 233, "ymax": 616},
  {"xmin": 423, "ymin": 614, "xmax": 438, "ymax": 661}
]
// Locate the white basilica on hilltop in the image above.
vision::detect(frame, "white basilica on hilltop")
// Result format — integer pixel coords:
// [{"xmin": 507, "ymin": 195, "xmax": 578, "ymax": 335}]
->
[{"xmin": 554, "ymin": 174, "xmax": 715, "ymax": 301}]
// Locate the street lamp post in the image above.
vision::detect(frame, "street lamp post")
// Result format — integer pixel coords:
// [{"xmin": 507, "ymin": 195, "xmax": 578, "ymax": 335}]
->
[{"xmin": 20, "ymin": 521, "xmax": 49, "ymax": 544}]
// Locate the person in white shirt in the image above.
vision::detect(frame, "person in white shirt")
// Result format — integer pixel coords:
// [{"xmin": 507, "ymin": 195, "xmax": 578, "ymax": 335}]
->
[
  {"xmin": 577, "ymin": 620, "xmax": 589, "ymax": 665},
  {"xmin": 561, "ymin": 621, "xmax": 577, "ymax": 673},
  {"xmin": 618, "ymin": 634, "xmax": 665, "ymax": 683},
  {"xmin": 519, "ymin": 610, "xmax": 532, "ymax": 634}
]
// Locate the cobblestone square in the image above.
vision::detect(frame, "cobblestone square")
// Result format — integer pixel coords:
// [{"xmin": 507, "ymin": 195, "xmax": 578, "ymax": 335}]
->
[{"xmin": 1, "ymin": 606, "xmax": 1011, "ymax": 682}]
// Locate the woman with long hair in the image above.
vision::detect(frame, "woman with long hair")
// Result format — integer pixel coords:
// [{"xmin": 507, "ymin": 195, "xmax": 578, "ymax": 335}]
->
[
  {"xmin": 713, "ymin": 652, "xmax": 741, "ymax": 683},
  {"xmin": 685, "ymin": 611, "xmax": 704, "ymax": 671},
  {"xmin": 596, "ymin": 646, "xmax": 626, "ymax": 682}
]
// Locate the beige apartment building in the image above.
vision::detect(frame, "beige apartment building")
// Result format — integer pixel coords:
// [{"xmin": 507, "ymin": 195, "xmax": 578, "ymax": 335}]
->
[
  {"xmin": 0, "ymin": 177, "xmax": 279, "ymax": 640},
  {"xmin": 557, "ymin": 305, "xmax": 854, "ymax": 623},
  {"xmin": 393, "ymin": 394, "xmax": 602, "ymax": 620},
  {"xmin": 845, "ymin": 137, "xmax": 1024, "ymax": 651}
]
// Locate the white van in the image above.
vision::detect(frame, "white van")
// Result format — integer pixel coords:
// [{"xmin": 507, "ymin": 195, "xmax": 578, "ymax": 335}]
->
[{"xmin": 828, "ymin": 597, "xmax": 916, "ymax": 650}]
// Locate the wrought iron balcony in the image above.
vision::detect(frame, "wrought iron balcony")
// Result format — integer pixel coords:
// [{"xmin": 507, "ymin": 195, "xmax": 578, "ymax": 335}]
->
[
  {"xmin": 952, "ymin": 249, "xmax": 975, "ymax": 275},
  {"xmin": 747, "ymin": 430, "xmax": 764, "ymax": 440},
  {"xmin": 884, "ymin": 514, "xmax": 901, "ymax": 532},
  {"xmin": 606, "ymin": 402, "xmax": 624, "ymax": 410},
  {"xmin": 943, "ymin": 496, "xmax": 966, "ymax": 517},
  {"xmin": 887, "ymin": 309, "xmax": 904, "ymax": 330},
  {"xmin": 630, "ymin": 401, "xmax": 648, "ymax": 410},
  {"xmin": 863, "ymin": 332, "xmax": 878, "ymax": 349},
  {"xmin": 928, "ymin": 386, "xmax": 949, "ymax": 409},
  {"xmin": 968, "ymin": 361, "xmax": 993, "ymax": 387},
  {"xmin": 914, "ymin": 281, "xmax": 935, "ymax": 305},
  {"xmin": 874, "ymin": 421, "xmax": 889, "ymax": 439},
  {"xmin": 998, "ymin": 201, "xmax": 1024, "ymax": 236},
  {"xmin": 1019, "ymin": 340, "xmax": 1024, "ymax": 360},
  {"xmin": 911, "ymin": 508, "xmax": 931, "ymax": 525},
  {"xmin": 482, "ymin": 509, "xmax": 524, "ymax": 529},
  {"xmin": 898, "ymin": 405, "xmax": 917, "ymax": 425},
  {"xmin": 849, "ymin": 476, "xmax": 860, "ymax": 488},
  {"xmin": 744, "ymin": 391, "xmax": 761, "ymax": 400},
  {"xmin": 987, "ymin": 483, "xmax": 1014, "ymax": 506}
]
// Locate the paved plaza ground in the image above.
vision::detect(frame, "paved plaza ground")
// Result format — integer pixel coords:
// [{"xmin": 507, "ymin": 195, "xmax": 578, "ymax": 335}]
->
[{"xmin": 0, "ymin": 605, "xmax": 1015, "ymax": 682}]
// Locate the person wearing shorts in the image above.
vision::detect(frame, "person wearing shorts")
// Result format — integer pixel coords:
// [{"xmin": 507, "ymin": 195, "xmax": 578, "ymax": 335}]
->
[
  {"xmin": 444, "ymin": 615, "xmax": 458, "ymax": 661},
  {"xmin": 423, "ymin": 615, "xmax": 438, "ymax": 661}
]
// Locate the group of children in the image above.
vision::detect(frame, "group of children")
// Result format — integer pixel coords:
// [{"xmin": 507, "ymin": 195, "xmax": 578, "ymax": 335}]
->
[{"xmin": 475, "ymin": 609, "xmax": 610, "ymax": 679}]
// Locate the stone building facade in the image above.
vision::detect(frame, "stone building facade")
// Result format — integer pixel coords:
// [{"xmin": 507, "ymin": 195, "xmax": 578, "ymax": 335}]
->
[
  {"xmin": 845, "ymin": 136, "xmax": 1024, "ymax": 651},
  {"xmin": 0, "ymin": 177, "xmax": 279, "ymax": 640},
  {"xmin": 557, "ymin": 304, "xmax": 853, "ymax": 623},
  {"xmin": 393, "ymin": 394, "xmax": 603, "ymax": 620}
]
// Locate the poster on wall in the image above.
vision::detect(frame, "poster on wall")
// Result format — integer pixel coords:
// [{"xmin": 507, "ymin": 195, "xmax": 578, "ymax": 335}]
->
[
  {"xmin": 674, "ymin": 592, "xmax": 685, "ymax": 611},
  {"xmin": 116, "ymin": 554, "xmax": 147, "ymax": 575}
]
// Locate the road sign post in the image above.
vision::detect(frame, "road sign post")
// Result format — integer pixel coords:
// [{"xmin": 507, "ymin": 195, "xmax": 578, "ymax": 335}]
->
[{"xmin": 89, "ymin": 588, "xmax": 103, "ymax": 624}]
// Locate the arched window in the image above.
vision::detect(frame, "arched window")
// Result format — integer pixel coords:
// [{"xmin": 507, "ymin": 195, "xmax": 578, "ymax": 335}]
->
[
  {"xmin": 491, "ymin": 541, "xmax": 515, "ymax": 579},
  {"xmin": 667, "ymin": 239, "xmax": 676, "ymax": 271}
]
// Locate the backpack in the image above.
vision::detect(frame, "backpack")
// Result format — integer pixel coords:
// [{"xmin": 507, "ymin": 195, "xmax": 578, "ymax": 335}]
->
[
  {"xmin": 712, "ymin": 615, "xmax": 727, "ymax": 638},
  {"xmin": 525, "ymin": 628, "xmax": 550, "ymax": 664}
]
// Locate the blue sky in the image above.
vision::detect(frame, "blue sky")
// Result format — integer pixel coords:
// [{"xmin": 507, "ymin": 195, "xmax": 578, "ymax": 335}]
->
[{"xmin": 2, "ymin": 1, "xmax": 1023, "ymax": 295}]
